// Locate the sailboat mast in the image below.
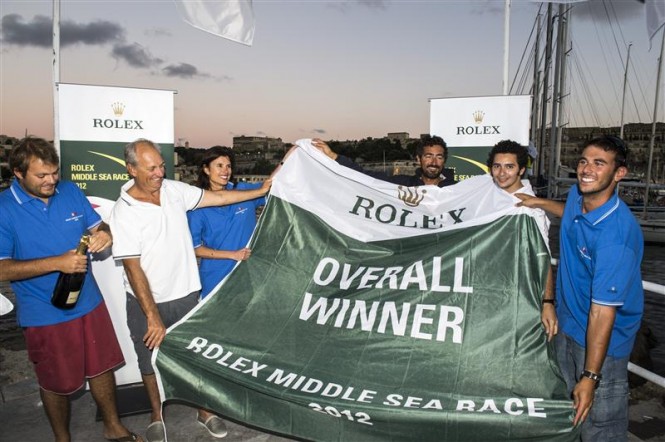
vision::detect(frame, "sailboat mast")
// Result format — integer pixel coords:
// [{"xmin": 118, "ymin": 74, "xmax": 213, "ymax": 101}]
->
[
  {"xmin": 554, "ymin": 5, "xmax": 571, "ymax": 198},
  {"xmin": 620, "ymin": 43, "xmax": 632, "ymax": 139},
  {"xmin": 530, "ymin": 13, "xmax": 542, "ymax": 149},
  {"xmin": 547, "ymin": 4, "xmax": 565, "ymax": 199},
  {"xmin": 643, "ymin": 29, "xmax": 665, "ymax": 218},
  {"xmin": 538, "ymin": 3, "xmax": 553, "ymax": 181}
]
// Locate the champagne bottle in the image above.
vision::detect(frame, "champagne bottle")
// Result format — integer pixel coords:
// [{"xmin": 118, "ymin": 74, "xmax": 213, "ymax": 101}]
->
[{"xmin": 51, "ymin": 234, "xmax": 91, "ymax": 309}]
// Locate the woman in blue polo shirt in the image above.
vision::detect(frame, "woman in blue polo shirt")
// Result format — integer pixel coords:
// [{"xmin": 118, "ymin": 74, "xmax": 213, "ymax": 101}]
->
[{"xmin": 188, "ymin": 146, "xmax": 266, "ymax": 299}]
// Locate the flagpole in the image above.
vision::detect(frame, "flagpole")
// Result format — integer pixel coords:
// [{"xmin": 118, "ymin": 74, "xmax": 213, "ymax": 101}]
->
[
  {"xmin": 52, "ymin": 0, "xmax": 60, "ymax": 154},
  {"xmin": 502, "ymin": 0, "xmax": 511, "ymax": 95}
]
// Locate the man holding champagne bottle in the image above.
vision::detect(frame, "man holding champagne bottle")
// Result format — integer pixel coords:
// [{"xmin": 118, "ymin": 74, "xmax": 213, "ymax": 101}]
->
[{"xmin": 0, "ymin": 137, "xmax": 141, "ymax": 442}]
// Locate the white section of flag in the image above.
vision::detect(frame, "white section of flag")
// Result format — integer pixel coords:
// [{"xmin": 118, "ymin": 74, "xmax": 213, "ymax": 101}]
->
[
  {"xmin": 174, "ymin": 0, "xmax": 255, "ymax": 46},
  {"xmin": 646, "ymin": 0, "xmax": 665, "ymax": 46},
  {"xmin": 273, "ymin": 139, "xmax": 544, "ymax": 243}
]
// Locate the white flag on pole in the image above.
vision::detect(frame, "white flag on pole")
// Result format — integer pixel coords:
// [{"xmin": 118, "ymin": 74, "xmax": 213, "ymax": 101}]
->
[
  {"xmin": 646, "ymin": 0, "xmax": 665, "ymax": 47},
  {"xmin": 174, "ymin": 0, "xmax": 255, "ymax": 46}
]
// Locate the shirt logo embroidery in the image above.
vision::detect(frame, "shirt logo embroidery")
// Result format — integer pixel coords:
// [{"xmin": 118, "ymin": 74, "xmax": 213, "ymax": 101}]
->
[
  {"xmin": 65, "ymin": 212, "xmax": 84, "ymax": 222},
  {"xmin": 577, "ymin": 245, "xmax": 591, "ymax": 260},
  {"xmin": 235, "ymin": 207, "xmax": 248, "ymax": 215}
]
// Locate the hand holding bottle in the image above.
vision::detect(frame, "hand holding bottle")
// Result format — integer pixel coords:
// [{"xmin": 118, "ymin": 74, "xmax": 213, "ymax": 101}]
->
[{"xmin": 57, "ymin": 250, "xmax": 88, "ymax": 274}]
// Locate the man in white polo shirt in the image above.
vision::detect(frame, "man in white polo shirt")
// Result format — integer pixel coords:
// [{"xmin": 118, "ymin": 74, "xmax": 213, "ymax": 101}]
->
[{"xmin": 110, "ymin": 139, "xmax": 271, "ymax": 442}]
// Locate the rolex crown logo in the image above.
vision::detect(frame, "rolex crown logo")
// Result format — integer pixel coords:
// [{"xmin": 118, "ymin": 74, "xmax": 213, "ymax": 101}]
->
[
  {"xmin": 473, "ymin": 110, "xmax": 485, "ymax": 124},
  {"xmin": 112, "ymin": 102, "xmax": 125, "ymax": 117},
  {"xmin": 397, "ymin": 186, "xmax": 426, "ymax": 207}
]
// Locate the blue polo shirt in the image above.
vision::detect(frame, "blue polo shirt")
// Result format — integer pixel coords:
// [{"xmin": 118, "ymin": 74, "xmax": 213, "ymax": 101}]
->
[
  {"xmin": 0, "ymin": 180, "xmax": 103, "ymax": 327},
  {"xmin": 556, "ymin": 184, "xmax": 643, "ymax": 358},
  {"xmin": 188, "ymin": 182, "xmax": 265, "ymax": 299}
]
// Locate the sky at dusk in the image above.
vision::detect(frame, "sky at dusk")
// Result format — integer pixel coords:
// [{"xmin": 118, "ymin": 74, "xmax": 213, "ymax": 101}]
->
[{"xmin": 1, "ymin": 0, "xmax": 662, "ymax": 148}]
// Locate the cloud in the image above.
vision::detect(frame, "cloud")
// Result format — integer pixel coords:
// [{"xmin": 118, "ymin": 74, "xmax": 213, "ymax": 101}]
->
[
  {"xmin": 256, "ymin": 131, "xmax": 267, "ymax": 136},
  {"xmin": 112, "ymin": 43, "xmax": 163, "ymax": 68},
  {"xmin": 1, "ymin": 14, "xmax": 124, "ymax": 47},
  {"xmin": 312, "ymin": 129, "xmax": 327, "ymax": 134},
  {"xmin": 163, "ymin": 62, "xmax": 211, "ymax": 79},
  {"xmin": 2, "ymin": 13, "xmax": 219, "ymax": 80},
  {"xmin": 357, "ymin": 0, "xmax": 387, "ymax": 10},
  {"xmin": 145, "ymin": 28, "xmax": 172, "ymax": 38},
  {"xmin": 328, "ymin": 0, "xmax": 387, "ymax": 13}
]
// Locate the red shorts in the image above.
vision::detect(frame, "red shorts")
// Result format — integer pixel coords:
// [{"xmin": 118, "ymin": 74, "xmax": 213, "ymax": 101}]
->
[{"xmin": 24, "ymin": 301, "xmax": 125, "ymax": 395}]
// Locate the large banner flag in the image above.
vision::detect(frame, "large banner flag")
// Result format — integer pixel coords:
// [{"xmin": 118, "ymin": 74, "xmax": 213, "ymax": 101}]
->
[
  {"xmin": 155, "ymin": 140, "xmax": 577, "ymax": 441},
  {"xmin": 430, "ymin": 95, "xmax": 531, "ymax": 182}
]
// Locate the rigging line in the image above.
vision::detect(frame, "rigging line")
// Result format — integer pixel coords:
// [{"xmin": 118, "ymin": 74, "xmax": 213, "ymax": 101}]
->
[
  {"xmin": 603, "ymin": 0, "xmax": 627, "ymax": 66},
  {"xmin": 605, "ymin": 0, "xmax": 642, "ymax": 123},
  {"xmin": 571, "ymin": 52, "xmax": 603, "ymax": 127},
  {"xmin": 587, "ymin": 5, "xmax": 622, "ymax": 114},
  {"xmin": 510, "ymin": 10, "xmax": 539, "ymax": 95},
  {"xmin": 629, "ymin": 54, "xmax": 654, "ymax": 122},
  {"xmin": 516, "ymin": 41, "xmax": 536, "ymax": 95},
  {"xmin": 569, "ymin": 28, "xmax": 612, "ymax": 125},
  {"xmin": 627, "ymin": 70, "xmax": 646, "ymax": 123}
]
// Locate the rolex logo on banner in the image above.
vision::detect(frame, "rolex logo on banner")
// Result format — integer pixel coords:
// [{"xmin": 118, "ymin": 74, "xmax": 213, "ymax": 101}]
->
[
  {"xmin": 456, "ymin": 109, "xmax": 500, "ymax": 136},
  {"xmin": 92, "ymin": 101, "xmax": 145, "ymax": 130}
]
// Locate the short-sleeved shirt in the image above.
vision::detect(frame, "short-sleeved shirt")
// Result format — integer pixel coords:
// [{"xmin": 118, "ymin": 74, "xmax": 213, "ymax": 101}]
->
[
  {"xmin": 0, "ymin": 180, "xmax": 103, "ymax": 327},
  {"xmin": 557, "ymin": 184, "xmax": 644, "ymax": 358},
  {"xmin": 110, "ymin": 179, "xmax": 203, "ymax": 304},
  {"xmin": 188, "ymin": 182, "xmax": 265, "ymax": 298}
]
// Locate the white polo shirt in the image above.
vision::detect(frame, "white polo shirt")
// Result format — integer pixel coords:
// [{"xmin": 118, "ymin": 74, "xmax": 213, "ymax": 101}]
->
[{"xmin": 111, "ymin": 179, "xmax": 204, "ymax": 303}]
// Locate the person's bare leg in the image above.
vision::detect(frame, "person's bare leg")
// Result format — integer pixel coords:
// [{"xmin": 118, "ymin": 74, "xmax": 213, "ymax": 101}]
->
[
  {"xmin": 89, "ymin": 370, "xmax": 141, "ymax": 440},
  {"xmin": 142, "ymin": 373, "xmax": 163, "ymax": 423},
  {"xmin": 40, "ymin": 388, "xmax": 71, "ymax": 442}
]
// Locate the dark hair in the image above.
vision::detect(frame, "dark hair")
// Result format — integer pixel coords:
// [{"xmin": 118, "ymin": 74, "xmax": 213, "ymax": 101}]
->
[
  {"xmin": 416, "ymin": 135, "xmax": 448, "ymax": 161},
  {"xmin": 195, "ymin": 146, "xmax": 235, "ymax": 190},
  {"xmin": 486, "ymin": 139, "xmax": 529, "ymax": 172},
  {"xmin": 582, "ymin": 136, "xmax": 628, "ymax": 169},
  {"xmin": 9, "ymin": 137, "xmax": 60, "ymax": 176},
  {"xmin": 124, "ymin": 138, "xmax": 161, "ymax": 167}
]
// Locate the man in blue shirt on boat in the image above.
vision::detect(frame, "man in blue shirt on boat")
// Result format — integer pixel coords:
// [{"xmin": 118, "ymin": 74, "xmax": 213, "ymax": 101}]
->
[{"xmin": 517, "ymin": 135, "xmax": 644, "ymax": 441}]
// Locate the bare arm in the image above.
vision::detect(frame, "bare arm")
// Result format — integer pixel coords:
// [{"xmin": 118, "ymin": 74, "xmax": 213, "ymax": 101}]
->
[
  {"xmin": 122, "ymin": 258, "xmax": 165, "ymax": 350},
  {"xmin": 0, "ymin": 252, "xmax": 87, "ymax": 282},
  {"xmin": 572, "ymin": 303, "xmax": 615, "ymax": 426},
  {"xmin": 541, "ymin": 266, "xmax": 558, "ymax": 342},
  {"xmin": 194, "ymin": 245, "xmax": 251, "ymax": 261},
  {"xmin": 514, "ymin": 193, "xmax": 565, "ymax": 218},
  {"xmin": 199, "ymin": 180, "xmax": 271, "ymax": 209},
  {"xmin": 0, "ymin": 221, "xmax": 114, "ymax": 282},
  {"xmin": 88, "ymin": 221, "xmax": 113, "ymax": 254}
]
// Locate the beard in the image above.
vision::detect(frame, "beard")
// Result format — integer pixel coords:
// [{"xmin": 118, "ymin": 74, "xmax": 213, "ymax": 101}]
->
[{"xmin": 421, "ymin": 165, "xmax": 443, "ymax": 180}]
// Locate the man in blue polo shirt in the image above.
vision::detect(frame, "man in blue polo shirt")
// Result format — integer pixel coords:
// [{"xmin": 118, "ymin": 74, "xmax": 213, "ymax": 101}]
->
[
  {"xmin": 516, "ymin": 135, "xmax": 643, "ymax": 441},
  {"xmin": 0, "ymin": 137, "xmax": 140, "ymax": 442}
]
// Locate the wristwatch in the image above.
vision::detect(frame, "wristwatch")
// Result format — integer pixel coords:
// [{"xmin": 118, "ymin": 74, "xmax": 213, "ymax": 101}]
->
[
  {"xmin": 542, "ymin": 299, "xmax": 556, "ymax": 306},
  {"xmin": 581, "ymin": 369, "xmax": 602, "ymax": 388}
]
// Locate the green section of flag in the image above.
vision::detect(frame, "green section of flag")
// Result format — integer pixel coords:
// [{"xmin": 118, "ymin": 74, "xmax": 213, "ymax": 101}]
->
[
  {"xmin": 156, "ymin": 196, "xmax": 577, "ymax": 441},
  {"xmin": 60, "ymin": 140, "xmax": 174, "ymax": 199}
]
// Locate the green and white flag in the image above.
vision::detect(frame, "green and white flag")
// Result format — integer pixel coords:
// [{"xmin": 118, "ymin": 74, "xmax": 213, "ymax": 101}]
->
[{"xmin": 155, "ymin": 140, "xmax": 577, "ymax": 441}]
